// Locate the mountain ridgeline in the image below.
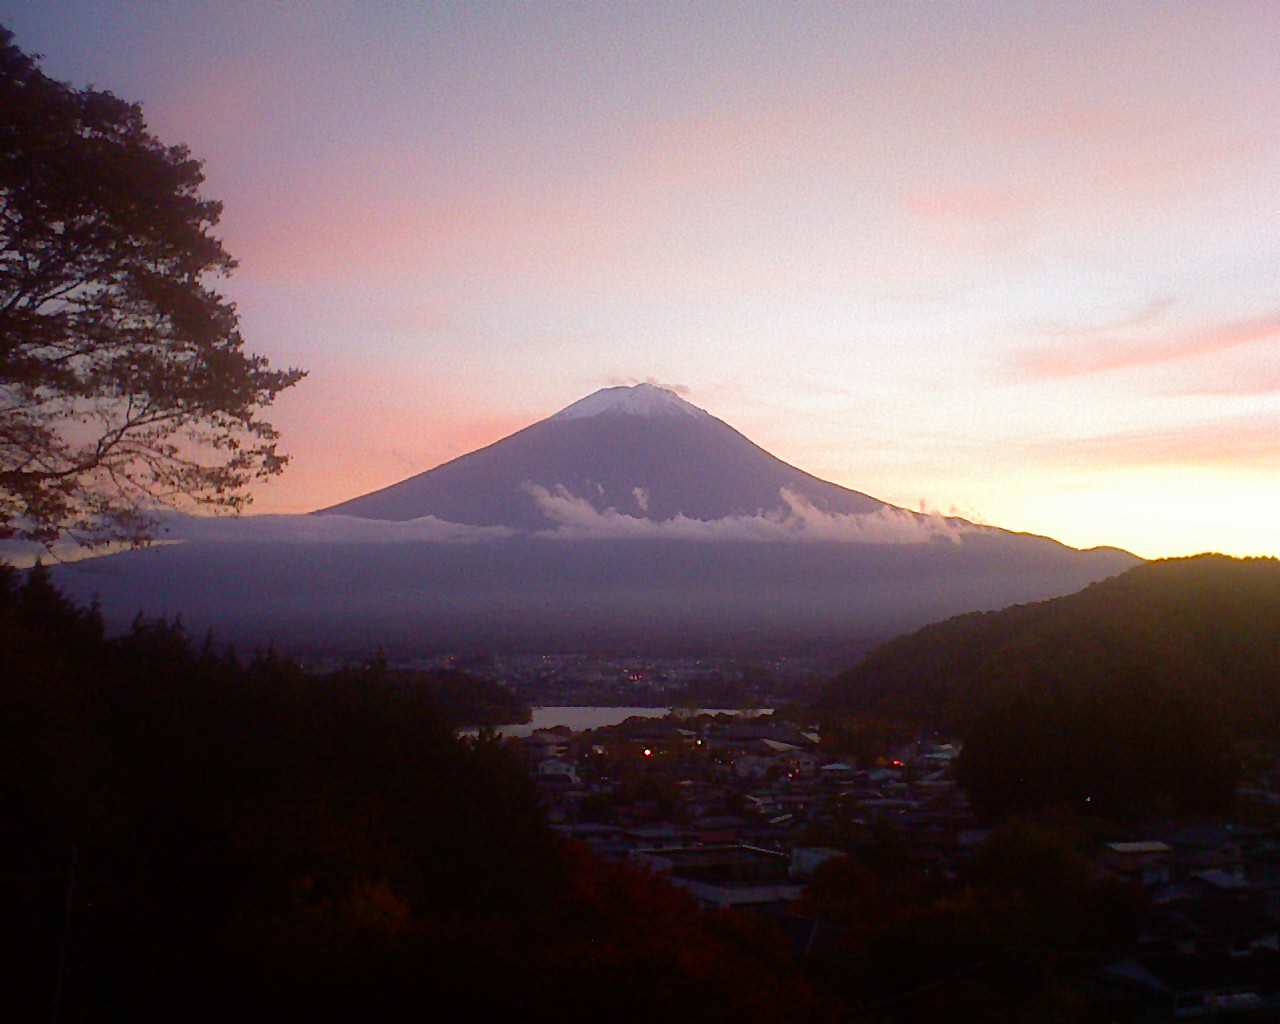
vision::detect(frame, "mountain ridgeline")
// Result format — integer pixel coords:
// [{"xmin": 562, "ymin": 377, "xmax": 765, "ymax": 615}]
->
[
  {"xmin": 50, "ymin": 384, "xmax": 1139, "ymax": 656},
  {"xmin": 318, "ymin": 383, "xmax": 884, "ymax": 529},
  {"xmin": 819, "ymin": 554, "xmax": 1280, "ymax": 729},
  {"xmin": 819, "ymin": 554, "xmax": 1280, "ymax": 820}
]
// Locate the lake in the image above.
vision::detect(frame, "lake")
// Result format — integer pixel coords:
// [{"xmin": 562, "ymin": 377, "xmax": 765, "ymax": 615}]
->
[{"xmin": 464, "ymin": 705, "xmax": 772, "ymax": 738}]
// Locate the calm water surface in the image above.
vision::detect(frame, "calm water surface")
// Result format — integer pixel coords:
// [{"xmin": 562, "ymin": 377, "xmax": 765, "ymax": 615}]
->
[{"xmin": 468, "ymin": 706, "xmax": 770, "ymax": 738}]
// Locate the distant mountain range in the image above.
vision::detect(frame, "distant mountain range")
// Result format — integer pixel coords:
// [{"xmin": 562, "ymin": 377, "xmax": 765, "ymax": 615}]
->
[{"xmin": 51, "ymin": 384, "xmax": 1140, "ymax": 655}]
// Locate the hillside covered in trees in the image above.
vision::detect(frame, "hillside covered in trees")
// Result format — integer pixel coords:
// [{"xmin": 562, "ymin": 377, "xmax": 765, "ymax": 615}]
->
[
  {"xmin": 0, "ymin": 564, "xmax": 821, "ymax": 1022},
  {"xmin": 818, "ymin": 555, "xmax": 1280, "ymax": 819}
]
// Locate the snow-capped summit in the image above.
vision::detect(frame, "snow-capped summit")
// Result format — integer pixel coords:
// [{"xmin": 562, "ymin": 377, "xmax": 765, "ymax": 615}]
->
[
  {"xmin": 550, "ymin": 383, "xmax": 709, "ymax": 422},
  {"xmin": 317, "ymin": 381, "xmax": 884, "ymax": 529}
]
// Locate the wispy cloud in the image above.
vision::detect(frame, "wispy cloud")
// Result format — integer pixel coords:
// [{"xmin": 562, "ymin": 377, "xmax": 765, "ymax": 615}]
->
[
  {"xmin": 524, "ymin": 485, "xmax": 981, "ymax": 545},
  {"xmin": 158, "ymin": 513, "xmax": 516, "ymax": 545},
  {"xmin": 0, "ymin": 512, "xmax": 516, "ymax": 567},
  {"xmin": 1016, "ymin": 310, "xmax": 1280, "ymax": 378},
  {"xmin": 1038, "ymin": 296, "xmax": 1176, "ymax": 338},
  {"xmin": 606, "ymin": 375, "xmax": 691, "ymax": 396},
  {"xmin": 1021, "ymin": 414, "xmax": 1280, "ymax": 470},
  {"xmin": 1175, "ymin": 373, "xmax": 1280, "ymax": 397}
]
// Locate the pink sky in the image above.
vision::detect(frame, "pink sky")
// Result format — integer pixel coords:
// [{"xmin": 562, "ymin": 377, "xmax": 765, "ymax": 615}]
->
[{"xmin": 6, "ymin": 1, "xmax": 1279, "ymax": 558}]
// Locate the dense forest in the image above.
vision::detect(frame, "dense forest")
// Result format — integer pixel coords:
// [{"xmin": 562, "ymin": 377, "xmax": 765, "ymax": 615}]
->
[
  {"xmin": 7, "ymin": 558, "xmax": 1267, "ymax": 1020},
  {"xmin": 818, "ymin": 555, "xmax": 1280, "ymax": 819},
  {"xmin": 384, "ymin": 665, "xmax": 531, "ymax": 726},
  {"xmin": 0, "ymin": 564, "xmax": 821, "ymax": 1022}
]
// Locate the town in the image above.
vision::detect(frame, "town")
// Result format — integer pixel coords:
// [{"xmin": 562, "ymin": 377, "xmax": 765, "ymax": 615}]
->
[
  {"xmin": 512, "ymin": 706, "xmax": 1280, "ymax": 1018},
  {"xmin": 388, "ymin": 651, "xmax": 858, "ymax": 709}
]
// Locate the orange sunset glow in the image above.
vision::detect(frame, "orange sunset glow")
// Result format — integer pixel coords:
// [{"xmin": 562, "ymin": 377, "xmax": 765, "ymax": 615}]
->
[{"xmin": 8, "ymin": 1, "xmax": 1278, "ymax": 559}]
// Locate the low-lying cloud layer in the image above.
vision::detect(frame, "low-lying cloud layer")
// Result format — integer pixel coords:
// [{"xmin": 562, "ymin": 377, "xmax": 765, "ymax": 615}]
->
[
  {"xmin": 158, "ymin": 512, "xmax": 516, "ymax": 545},
  {"xmin": 525, "ymin": 485, "xmax": 982, "ymax": 545},
  {"xmin": 2, "ymin": 491, "xmax": 986, "ymax": 565}
]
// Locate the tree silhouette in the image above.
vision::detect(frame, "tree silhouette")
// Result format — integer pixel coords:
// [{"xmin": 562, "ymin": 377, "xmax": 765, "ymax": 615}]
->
[
  {"xmin": 0, "ymin": 570, "xmax": 828, "ymax": 1022},
  {"xmin": 0, "ymin": 26, "xmax": 303, "ymax": 544}
]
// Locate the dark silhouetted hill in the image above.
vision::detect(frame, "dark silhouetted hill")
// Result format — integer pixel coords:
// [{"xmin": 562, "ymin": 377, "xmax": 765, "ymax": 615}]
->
[
  {"xmin": 819, "ymin": 554, "xmax": 1280, "ymax": 729},
  {"xmin": 52, "ymin": 534, "xmax": 1139, "ymax": 657},
  {"xmin": 818, "ymin": 554, "xmax": 1280, "ymax": 819}
]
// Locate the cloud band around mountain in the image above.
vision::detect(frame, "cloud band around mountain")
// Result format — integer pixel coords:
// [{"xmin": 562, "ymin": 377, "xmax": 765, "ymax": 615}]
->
[
  {"xmin": 524, "ymin": 484, "xmax": 980, "ymax": 545},
  {"xmin": 2, "ymin": 490, "xmax": 985, "ymax": 563},
  {"xmin": 156, "ymin": 512, "xmax": 518, "ymax": 545}
]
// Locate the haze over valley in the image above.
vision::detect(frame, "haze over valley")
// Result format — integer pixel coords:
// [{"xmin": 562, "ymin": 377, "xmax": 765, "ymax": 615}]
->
[{"xmin": 51, "ymin": 385, "xmax": 1138, "ymax": 657}]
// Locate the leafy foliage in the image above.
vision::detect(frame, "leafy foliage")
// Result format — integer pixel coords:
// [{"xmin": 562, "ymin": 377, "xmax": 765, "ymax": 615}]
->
[
  {"xmin": 819, "ymin": 555, "xmax": 1280, "ymax": 819},
  {"xmin": 0, "ymin": 27, "xmax": 303, "ymax": 543},
  {"xmin": 394, "ymin": 666, "xmax": 531, "ymax": 725},
  {"xmin": 956, "ymin": 675, "xmax": 1237, "ymax": 820},
  {"xmin": 801, "ymin": 818, "xmax": 1144, "ymax": 1020},
  {"xmin": 821, "ymin": 555, "xmax": 1280, "ymax": 730},
  {"xmin": 0, "ymin": 568, "xmax": 822, "ymax": 1022}
]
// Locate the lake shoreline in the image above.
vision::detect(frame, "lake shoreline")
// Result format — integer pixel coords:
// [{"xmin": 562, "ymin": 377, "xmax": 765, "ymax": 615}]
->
[{"xmin": 462, "ymin": 705, "xmax": 773, "ymax": 738}]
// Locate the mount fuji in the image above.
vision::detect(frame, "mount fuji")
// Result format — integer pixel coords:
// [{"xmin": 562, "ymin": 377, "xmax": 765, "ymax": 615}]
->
[
  {"xmin": 49, "ymin": 384, "xmax": 1139, "ymax": 655},
  {"xmin": 317, "ymin": 383, "xmax": 886, "ymax": 531}
]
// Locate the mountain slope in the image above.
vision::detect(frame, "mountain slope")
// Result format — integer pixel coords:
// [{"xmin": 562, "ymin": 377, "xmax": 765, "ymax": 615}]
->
[
  {"xmin": 318, "ymin": 383, "xmax": 884, "ymax": 529},
  {"xmin": 52, "ymin": 532, "xmax": 1139, "ymax": 656},
  {"xmin": 817, "ymin": 554, "xmax": 1280, "ymax": 735},
  {"xmin": 47, "ymin": 383, "xmax": 1141, "ymax": 655}
]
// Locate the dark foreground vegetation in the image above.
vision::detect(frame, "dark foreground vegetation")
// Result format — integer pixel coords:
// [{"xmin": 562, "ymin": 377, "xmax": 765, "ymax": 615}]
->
[
  {"xmin": 820, "ymin": 555, "xmax": 1280, "ymax": 821},
  {"xmin": 799, "ymin": 816, "xmax": 1151, "ymax": 1020},
  {"xmin": 387, "ymin": 665, "xmax": 532, "ymax": 726},
  {"xmin": 0, "ymin": 564, "xmax": 820, "ymax": 1022},
  {"xmin": 8, "ymin": 556, "xmax": 1280, "ymax": 1022}
]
